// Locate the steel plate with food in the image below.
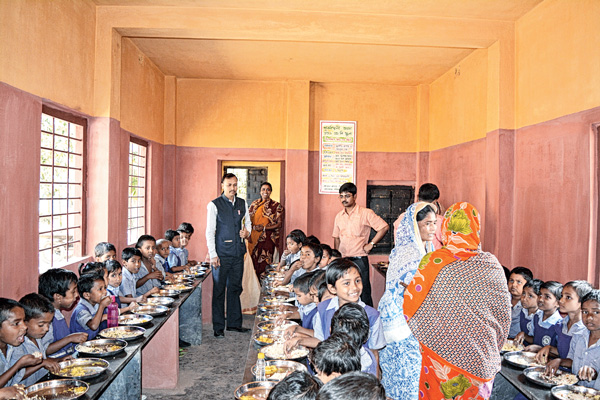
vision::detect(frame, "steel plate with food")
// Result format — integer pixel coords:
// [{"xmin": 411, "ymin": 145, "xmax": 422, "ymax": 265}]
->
[
  {"xmin": 99, "ymin": 326, "xmax": 146, "ymax": 341},
  {"xmin": 262, "ymin": 343, "xmax": 309, "ymax": 361},
  {"xmin": 253, "ymin": 332, "xmax": 280, "ymax": 346},
  {"xmin": 118, "ymin": 313, "xmax": 153, "ymax": 326},
  {"xmin": 164, "ymin": 278, "xmax": 193, "ymax": 285},
  {"xmin": 234, "ymin": 381, "xmax": 277, "ymax": 400},
  {"xmin": 263, "ymin": 296, "xmax": 294, "ymax": 303},
  {"xmin": 502, "ymin": 339, "xmax": 525, "ymax": 353},
  {"xmin": 53, "ymin": 358, "xmax": 109, "ymax": 380},
  {"xmin": 524, "ymin": 366, "xmax": 579, "ymax": 387},
  {"xmin": 258, "ymin": 303, "xmax": 291, "ymax": 312},
  {"xmin": 151, "ymin": 289, "xmax": 181, "ymax": 298},
  {"xmin": 75, "ymin": 339, "xmax": 127, "ymax": 357},
  {"xmin": 551, "ymin": 385, "xmax": 600, "ymax": 400},
  {"xmin": 141, "ymin": 296, "xmax": 175, "ymax": 307},
  {"xmin": 162, "ymin": 284, "xmax": 193, "ymax": 292},
  {"xmin": 257, "ymin": 320, "xmax": 298, "ymax": 332},
  {"xmin": 256, "ymin": 311, "xmax": 292, "ymax": 322},
  {"xmin": 25, "ymin": 379, "xmax": 89, "ymax": 399},
  {"xmin": 133, "ymin": 305, "xmax": 168, "ymax": 316},
  {"xmin": 251, "ymin": 360, "xmax": 307, "ymax": 381},
  {"xmin": 503, "ymin": 351, "xmax": 545, "ymax": 369}
]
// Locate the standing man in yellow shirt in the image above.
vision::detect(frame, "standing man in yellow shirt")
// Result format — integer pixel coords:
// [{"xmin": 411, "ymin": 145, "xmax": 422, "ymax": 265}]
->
[{"xmin": 332, "ymin": 182, "xmax": 389, "ymax": 306}]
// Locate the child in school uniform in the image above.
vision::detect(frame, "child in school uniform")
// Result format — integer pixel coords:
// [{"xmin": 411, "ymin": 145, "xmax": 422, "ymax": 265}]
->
[
  {"xmin": 12, "ymin": 294, "xmax": 62, "ymax": 386},
  {"xmin": 177, "ymin": 222, "xmax": 197, "ymax": 266},
  {"xmin": 544, "ymin": 290, "xmax": 600, "ymax": 389},
  {"xmin": 520, "ymin": 279, "xmax": 542, "ymax": 337},
  {"xmin": 162, "ymin": 232, "xmax": 189, "ymax": 273},
  {"xmin": 319, "ymin": 245, "xmax": 333, "ymax": 269},
  {"xmin": 316, "ymin": 371, "xmax": 386, "ymax": 400},
  {"xmin": 120, "ymin": 248, "xmax": 158, "ymax": 301},
  {"xmin": 155, "ymin": 239, "xmax": 173, "ymax": 276},
  {"xmin": 281, "ymin": 242, "xmax": 322, "ymax": 286},
  {"xmin": 516, "ymin": 280, "xmax": 563, "ymax": 348},
  {"xmin": 278, "ymin": 230, "xmax": 305, "ymax": 270},
  {"xmin": 309, "ymin": 332, "xmax": 361, "ymax": 384},
  {"xmin": 135, "ymin": 235, "xmax": 164, "ymax": 292},
  {"xmin": 100, "ymin": 260, "xmax": 137, "ymax": 331},
  {"xmin": 0, "ymin": 298, "xmax": 41, "ymax": 388},
  {"xmin": 508, "ymin": 267, "xmax": 533, "ymax": 338},
  {"xmin": 38, "ymin": 269, "xmax": 88, "ymax": 357},
  {"xmin": 94, "ymin": 242, "xmax": 117, "ymax": 263},
  {"xmin": 70, "ymin": 274, "xmax": 111, "ymax": 340},
  {"xmin": 277, "ymin": 272, "xmax": 318, "ymax": 329}
]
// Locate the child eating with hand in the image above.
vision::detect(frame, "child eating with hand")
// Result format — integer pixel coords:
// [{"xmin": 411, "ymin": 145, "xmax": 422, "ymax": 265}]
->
[
  {"xmin": 278, "ymin": 230, "xmax": 305, "ymax": 270},
  {"xmin": 70, "ymin": 274, "xmax": 112, "ymax": 339},
  {"xmin": 119, "ymin": 248, "xmax": 159, "ymax": 301},
  {"xmin": 281, "ymin": 242, "xmax": 322, "ymax": 286}
]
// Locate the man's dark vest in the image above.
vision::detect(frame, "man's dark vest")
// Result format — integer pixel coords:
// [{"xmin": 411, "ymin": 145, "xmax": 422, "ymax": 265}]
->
[{"xmin": 212, "ymin": 194, "xmax": 247, "ymax": 258}]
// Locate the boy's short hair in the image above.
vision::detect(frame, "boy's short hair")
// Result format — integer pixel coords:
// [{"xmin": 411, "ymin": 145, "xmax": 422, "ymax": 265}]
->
[
  {"xmin": 330, "ymin": 249, "xmax": 341, "ymax": 258},
  {"xmin": 523, "ymin": 279, "xmax": 543, "ymax": 295},
  {"xmin": 326, "ymin": 258, "xmax": 360, "ymax": 287},
  {"xmin": 288, "ymin": 230, "xmax": 307, "ymax": 245},
  {"xmin": 564, "ymin": 280, "xmax": 594, "ymax": 301},
  {"xmin": 417, "ymin": 183, "xmax": 440, "ymax": 202},
  {"xmin": 77, "ymin": 274, "xmax": 104, "ymax": 296},
  {"xmin": 293, "ymin": 272, "xmax": 314, "ymax": 294},
  {"xmin": 177, "ymin": 222, "xmax": 194, "ymax": 234},
  {"xmin": 38, "ymin": 268, "xmax": 78, "ymax": 302},
  {"xmin": 330, "ymin": 303, "xmax": 369, "ymax": 347},
  {"xmin": 122, "ymin": 247, "xmax": 143, "ymax": 262},
  {"xmin": 320, "ymin": 244, "xmax": 332, "ymax": 257},
  {"xmin": 104, "ymin": 260, "xmax": 123, "ymax": 274},
  {"xmin": 267, "ymin": 370, "xmax": 322, "ymax": 400},
  {"xmin": 318, "ymin": 282, "xmax": 329, "ymax": 302},
  {"xmin": 316, "ymin": 371, "xmax": 386, "ymax": 400},
  {"xmin": 165, "ymin": 230, "xmax": 180, "ymax": 242},
  {"xmin": 581, "ymin": 289, "xmax": 600, "ymax": 305},
  {"xmin": 136, "ymin": 234, "xmax": 156, "ymax": 248},
  {"xmin": 540, "ymin": 280, "xmax": 563, "ymax": 300},
  {"xmin": 304, "ymin": 242, "xmax": 323, "ymax": 262},
  {"xmin": 310, "ymin": 332, "xmax": 361, "ymax": 376},
  {"xmin": 510, "ymin": 266, "xmax": 533, "ymax": 281},
  {"xmin": 305, "ymin": 235, "xmax": 321, "ymax": 245},
  {"xmin": 94, "ymin": 242, "xmax": 116, "ymax": 258},
  {"xmin": 156, "ymin": 239, "xmax": 169, "ymax": 247},
  {"xmin": 309, "ymin": 270, "xmax": 326, "ymax": 289},
  {"xmin": 79, "ymin": 262, "xmax": 106, "ymax": 277},
  {"xmin": 18, "ymin": 293, "xmax": 54, "ymax": 321},
  {"xmin": 0, "ymin": 298, "xmax": 23, "ymax": 325},
  {"xmin": 338, "ymin": 182, "xmax": 357, "ymax": 196}
]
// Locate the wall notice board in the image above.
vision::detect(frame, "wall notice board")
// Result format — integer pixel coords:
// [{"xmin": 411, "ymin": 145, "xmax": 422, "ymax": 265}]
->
[{"xmin": 319, "ymin": 121, "xmax": 356, "ymax": 194}]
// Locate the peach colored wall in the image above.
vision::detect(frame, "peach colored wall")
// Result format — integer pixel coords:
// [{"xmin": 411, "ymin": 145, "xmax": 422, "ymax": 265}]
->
[
  {"xmin": 176, "ymin": 79, "xmax": 288, "ymax": 149},
  {"xmin": 310, "ymin": 83, "xmax": 418, "ymax": 153},
  {"xmin": 0, "ymin": 0, "xmax": 96, "ymax": 115},
  {"xmin": 516, "ymin": 0, "xmax": 600, "ymax": 129},
  {"xmin": 428, "ymin": 49, "xmax": 489, "ymax": 151},
  {"xmin": 120, "ymin": 38, "xmax": 165, "ymax": 144}
]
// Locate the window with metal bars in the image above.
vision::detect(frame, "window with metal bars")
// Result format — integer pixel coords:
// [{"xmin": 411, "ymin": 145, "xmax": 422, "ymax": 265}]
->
[
  {"xmin": 127, "ymin": 139, "xmax": 148, "ymax": 245},
  {"xmin": 39, "ymin": 109, "xmax": 86, "ymax": 272}
]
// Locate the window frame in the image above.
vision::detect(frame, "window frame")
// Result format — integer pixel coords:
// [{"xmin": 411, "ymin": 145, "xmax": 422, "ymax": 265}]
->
[
  {"xmin": 127, "ymin": 137, "xmax": 148, "ymax": 246},
  {"xmin": 39, "ymin": 105, "xmax": 88, "ymax": 271}
]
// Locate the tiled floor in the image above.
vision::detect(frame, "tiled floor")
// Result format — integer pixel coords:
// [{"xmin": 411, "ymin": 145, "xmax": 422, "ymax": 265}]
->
[{"xmin": 144, "ymin": 316, "xmax": 254, "ymax": 399}]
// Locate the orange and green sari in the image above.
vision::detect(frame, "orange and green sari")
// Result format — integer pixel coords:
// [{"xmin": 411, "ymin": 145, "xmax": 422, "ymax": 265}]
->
[
  {"xmin": 403, "ymin": 202, "xmax": 511, "ymax": 400},
  {"xmin": 248, "ymin": 198, "xmax": 284, "ymax": 277}
]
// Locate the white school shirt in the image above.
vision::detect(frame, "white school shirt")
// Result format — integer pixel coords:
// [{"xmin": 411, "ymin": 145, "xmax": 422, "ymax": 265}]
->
[
  {"xmin": 10, "ymin": 336, "xmax": 48, "ymax": 386},
  {"xmin": 120, "ymin": 268, "xmax": 137, "ymax": 297},
  {"xmin": 567, "ymin": 330, "xmax": 600, "ymax": 390},
  {"xmin": 0, "ymin": 344, "xmax": 25, "ymax": 386}
]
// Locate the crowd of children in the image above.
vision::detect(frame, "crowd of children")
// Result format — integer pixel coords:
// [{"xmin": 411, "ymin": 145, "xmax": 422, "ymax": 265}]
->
[
  {"xmin": 505, "ymin": 266, "xmax": 600, "ymax": 392},
  {"xmin": 0, "ymin": 223, "xmax": 196, "ymax": 396}
]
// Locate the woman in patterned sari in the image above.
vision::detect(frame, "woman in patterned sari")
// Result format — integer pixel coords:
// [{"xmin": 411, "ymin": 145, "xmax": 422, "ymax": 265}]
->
[
  {"xmin": 248, "ymin": 182, "xmax": 284, "ymax": 277},
  {"xmin": 378, "ymin": 202, "xmax": 437, "ymax": 400},
  {"xmin": 404, "ymin": 202, "xmax": 511, "ymax": 400}
]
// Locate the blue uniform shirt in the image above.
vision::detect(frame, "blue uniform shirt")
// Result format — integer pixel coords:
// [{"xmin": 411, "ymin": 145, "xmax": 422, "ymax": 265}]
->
[
  {"xmin": 70, "ymin": 298, "xmax": 100, "ymax": 339},
  {"xmin": 567, "ymin": 330, "xmax": 600, "ymax": 390},
  {"xmin": 532, "ymin": 309, "xmax": 562, "ymax": 347},
  {"xmin": 0, "ymin": 344, "xmax": 25, "ymax": 386},
  {"xmin": 10, "ymin": 337, "xmax": 48, "ymax": 386},
  {"xmin": 120, "ymin": 268, "xmax": 137, "ymax": 297}
]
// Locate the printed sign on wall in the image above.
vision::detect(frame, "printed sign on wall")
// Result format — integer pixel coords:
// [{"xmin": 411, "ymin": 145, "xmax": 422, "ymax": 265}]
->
[{"xmin": 319, "ymin": 121, "xmax": 356, "ymax": 194}]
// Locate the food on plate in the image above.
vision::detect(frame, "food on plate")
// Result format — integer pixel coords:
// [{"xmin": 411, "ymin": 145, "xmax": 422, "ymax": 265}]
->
[
  {"xmin": 32, "ymin": 351, "xmax": 42, "ymax": 359},
  {"xmin": 101, "ymin": 329, "xmax": 142, "ymax": 339},
  {"xmin": 553, "ymin": 389, "xmax": 600, "ymax": 400},
  {"xmin": 256, "ymin": 335, "xmax": 274, "ymax": 344},
  {"xmin": 540, "ymin": 372, "xmax": 579, "ymax": 385},
  {"xmin": 163, "ymin": 284, "xmax": 191, "ymax": 291},
  {"xmin": 58, "ymin": 366, "xmax": 97, "ymax": 378},
  {"xmin": 263, "ymin": 343, "xmax": 308, "ymax": 360},
  {"xmin": 502, "ymin": 340, "xmax": 524, "ymax": 352},
  {"xmin": 77, "ymin": 343, "xmax": 122, "ymax": 354}
]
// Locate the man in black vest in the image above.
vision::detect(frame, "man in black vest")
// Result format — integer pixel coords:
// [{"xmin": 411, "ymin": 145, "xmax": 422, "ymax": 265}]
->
[{"xmin": 206, "ymin": 173, "xmax": 252, "ymax": 337}]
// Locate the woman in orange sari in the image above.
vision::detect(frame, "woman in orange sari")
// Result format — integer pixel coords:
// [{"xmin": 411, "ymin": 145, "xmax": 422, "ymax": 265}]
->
[
  {"xmin": 403, "ymin": 202, "xmax": 511, "ymax": 400},
  {"xmin": 248, "ymin": 182, "xmax": 284, "ymax": 277}
]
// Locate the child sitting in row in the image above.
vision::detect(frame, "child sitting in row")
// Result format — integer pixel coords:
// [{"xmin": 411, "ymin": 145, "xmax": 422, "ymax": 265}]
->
[
  {"xmin": 520, "ymin": 279, "xmax": 542, "ymax": 335},
  {"xmin": 0, "ymin": 299, "xmax": 41, "ymax": 387},
  {"xmin": 162, "ymin": 231, "xmax": 189, "ymax": 273},
  {"xmin": 316, "ymin": 371, "xmax": 386, "ymax": 400},
  {"xmin": 281, "ymin": 243, "xmax": 322, "ymax": 286},
  {"xmin": 515, "ymin": 280, "xmax": 563, "ymax": 348},
  {"xmin": 38, "ymin": 269, "xmax": 87, "ymax": 357},
  {"xmin": 12, "ymin": 294, "xmax": 63, "ymax": 386},
  {"xmin": 544, "ymin": 290, "xmax": 600, "ymax": 389},
  {"xmin": 279, "ymin": 230, "xmax": 306, "ymax": 270},
  {"xmin": 135, "ymin": 235, "xmax": 164, "ymax": 293},
  {"xmin": 535, "ymin": 280, "xmax": 593, "ymax": 364},
  {"xmin": 70, "ymin": 274, "xmax": 111, "ymax": 340},
  {"xmin": 177, "ymin": 222, "xmax": 197, "ymax": 266},
  {"xmin": 267, "ymin": 370, "xmax": 322, "ymax": 400},
  {"xmin": 94, "ymin": 242, "xmax": 117, "ymax": 263},
  {"xmin": 310, "ymin": 332, "xmax": 361, "ymax": 384},
  {"xmin": 120, "ymin": 248, "xmax": 158, "ymax": 300},
  {"xmin": 508, "ymin": 266, "xmax": 534, "ymax": 338},
  {"xmin": 320, "ymin": 245, "xmax": 333, "ymax": 269}
]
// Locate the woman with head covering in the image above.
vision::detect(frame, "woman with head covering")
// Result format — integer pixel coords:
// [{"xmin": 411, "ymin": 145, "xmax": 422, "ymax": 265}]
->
[
  {"xmin": 378, "ymin": 202, "xmax": 437, "ymax": 400},
  {"xmin": 404, "ymin": 202, "xmax": 511, "ymax": 400}
]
